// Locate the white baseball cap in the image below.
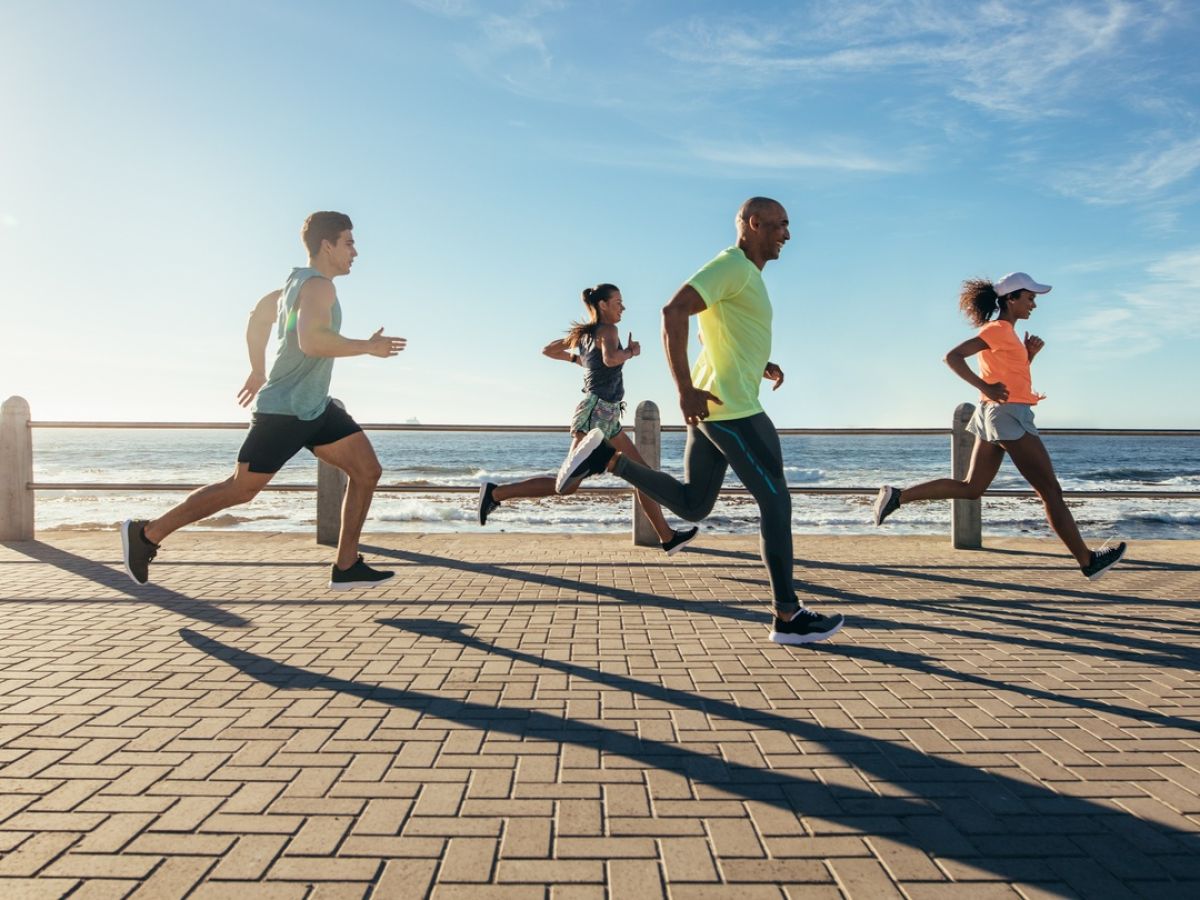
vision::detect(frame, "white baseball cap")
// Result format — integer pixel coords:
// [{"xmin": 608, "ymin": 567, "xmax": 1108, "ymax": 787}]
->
[{"xmin": 994, "ymin": 272, "xmax": 1051, "ymax": 297}]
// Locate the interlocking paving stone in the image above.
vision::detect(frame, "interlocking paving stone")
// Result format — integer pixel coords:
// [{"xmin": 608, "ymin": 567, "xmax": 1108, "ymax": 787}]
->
[{"xmin": 0, "ymin": 530, "xmax": 1197, "ymax": 897}]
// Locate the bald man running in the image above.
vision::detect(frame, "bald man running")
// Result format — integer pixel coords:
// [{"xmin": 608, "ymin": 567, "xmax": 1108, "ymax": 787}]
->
[{"xmin": 555, "ymin": 198, "xmax": 844, "ymax": 645}]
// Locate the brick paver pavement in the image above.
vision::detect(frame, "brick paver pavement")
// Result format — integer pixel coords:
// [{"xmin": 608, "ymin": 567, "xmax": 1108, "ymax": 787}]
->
[{"xmin": 0, "ymin": 530, "xmax": 1197, "ymax": 899}]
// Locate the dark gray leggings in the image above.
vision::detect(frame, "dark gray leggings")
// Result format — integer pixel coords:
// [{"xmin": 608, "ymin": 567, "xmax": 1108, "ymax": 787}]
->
[{"xmin": 612, "ymin": 412, "xmax": 797, "ymax": 616}]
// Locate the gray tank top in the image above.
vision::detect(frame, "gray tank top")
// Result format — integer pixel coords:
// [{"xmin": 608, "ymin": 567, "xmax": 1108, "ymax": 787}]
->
[
  {"xmin": 578, "ymin": 329, "xmax": 624, "ymax": 403},
  {"xmin": 253, "ymin": 267, "xmax": 341, "ymax": 421}
]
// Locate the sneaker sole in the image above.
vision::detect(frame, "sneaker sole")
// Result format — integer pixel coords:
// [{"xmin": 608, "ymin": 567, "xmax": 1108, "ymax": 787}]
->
[
  {"xmin": 769, "ymin": 618, "xmax": 845, "ymax": 645},
  {"xmin": 1084, "ymin": 544, "xmax": 1127, "ymax": 581},
  {"xmin": 477, "ymin": 483, "xmax": 491, "ymax": 526},
  {"xmin": 120, "ymin": 519, "xmax": 148, "ymax": 586},
  {"xmin": 664, "ymin": 529, "xmax": 699, "ymax": 556},
  {"xmin": 328, "ymin": 574, "xmax": 395, "ymax": 591},
  {"xmin": 556, "ymin": 429, "xmax": 605, "ymax": 494},
  {"xmin": 872, "ymin": 487, "xmax": 896, "ymax": 527}
]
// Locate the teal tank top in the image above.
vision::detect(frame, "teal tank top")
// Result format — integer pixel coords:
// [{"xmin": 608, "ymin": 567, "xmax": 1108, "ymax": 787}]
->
[{"xmin": 253, "ymin": 267, "xmax": 342, "ymax": 420}]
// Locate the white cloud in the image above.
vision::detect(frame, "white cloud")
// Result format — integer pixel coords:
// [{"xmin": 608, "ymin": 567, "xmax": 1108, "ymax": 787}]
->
[
  {"xmin": 686, "ymin": 139, "xmax": 911, "ymax": 173},
  {"xmin": 1054, "ymin": 135, "xmax": 1200, "ymax": 204},
  {"xmin": 1, "ymin": 213, "xmax": 17, "ymax": 228},
  {"xmin": 651, "ymin": 1, "xmax": 1177, "ymax": 119},
  {"xmin": 407, "ymin": 0, "xmax": 561, "ymax": 67},
  {"xmin": 1073, "ymin": 246, "xmax": 1200, "ymax": 355}
]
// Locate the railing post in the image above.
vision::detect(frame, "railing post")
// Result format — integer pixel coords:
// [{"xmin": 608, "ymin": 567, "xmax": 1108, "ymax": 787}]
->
[
  {"xmin": 316, "ymin": 400, "xmax": 348, "ymax": 547},
  {"xmin": 1, "ymin": 396, "xmax": 35, "ymax": 541},
  {"xmin": 951, "ymin": 402, "xmax": 981, "ymax": 549},
  {"xmin": 632, "ymin": 400, "xmax": 661, "ymax": 546}
]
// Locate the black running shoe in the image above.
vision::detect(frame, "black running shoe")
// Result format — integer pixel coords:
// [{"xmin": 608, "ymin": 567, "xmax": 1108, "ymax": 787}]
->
[
  {"xmin": 121, "ymin": 519, "xmax": 158, "ymax": 585},
  {"xmin": 873, "ymin": 486, "xmax": 900, "ymax": 526},
  {"xmin": 769, "ymin": 608, "xmax": 845, "ymax": 645},
  {"xmin": 662, "ymin": 526, "xmax": 699, "ymax": 556},
  {"xmin": 1081, "ymin": 542, "xmax": 1127, "ymax": 581},
  {"xmin": 329, "ymin": 556, "xmax": 395, "ymax": 590},
  {"xmin": 555, "ymin": 428, "xmax": 615, "ymax": 494},
  {"xmin": 478, "ymin": 482, "xmax": 500, "ymax": 526}
]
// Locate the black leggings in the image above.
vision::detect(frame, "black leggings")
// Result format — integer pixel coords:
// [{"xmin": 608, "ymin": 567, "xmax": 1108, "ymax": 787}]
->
[{"xmin": 612, "ymin": 412, "xmax": 797, "ymax": 615}]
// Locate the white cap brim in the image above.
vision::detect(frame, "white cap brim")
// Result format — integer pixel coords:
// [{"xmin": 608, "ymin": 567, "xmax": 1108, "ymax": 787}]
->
[{"xmin": 995, "ymin": 272, "xmax": 1052, "ymax": 296}]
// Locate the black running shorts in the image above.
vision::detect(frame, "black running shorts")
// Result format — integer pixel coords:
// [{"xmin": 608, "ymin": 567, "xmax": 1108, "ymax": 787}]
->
[{"xmin": 237, "ymin": 401, "xmax": 363, "ymax": 474}]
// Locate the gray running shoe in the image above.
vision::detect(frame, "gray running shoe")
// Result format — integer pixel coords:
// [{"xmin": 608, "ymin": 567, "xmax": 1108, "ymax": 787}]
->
[
  {"xmin": 872, "ymin": 486, "xmax": 900, "ymax": 526},
  {"xmin": 121, "ymin": 519, "xmax": 158, "ymax": 586},
  {"xmin": 1081, "ymin": 542, "xmax": 1127, "ymax": 581},
  {"xmin": 329, "ymin": 556, "xmax": 395, "ymax": 590},
  {"xmin": 478, "ymin": 482, "xmax": 500, "ymax": 526},
  {"xmin": 769, "ymin": 608, "xmax": 845, "ymax": 645}
]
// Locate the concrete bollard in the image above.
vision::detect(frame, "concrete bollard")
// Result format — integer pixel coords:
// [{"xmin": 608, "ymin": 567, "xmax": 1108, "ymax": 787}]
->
[
  {"xmin": 316, "ymin": 399, "xmax": 348, "ymax": 547},
  {"xmin": 951, "ymin": 401, "xmax": 981, "ymax": 549},
  {"xmin": 316, "ymin": 459, "xmax": 347, "ymax": 547},
  {"xmin": 632, "ymin": 400, "xmax": 661, "ymax": 546},
  {"xmin": 1, "ymin": 396, "xmax": 35, "ymax": 541}
]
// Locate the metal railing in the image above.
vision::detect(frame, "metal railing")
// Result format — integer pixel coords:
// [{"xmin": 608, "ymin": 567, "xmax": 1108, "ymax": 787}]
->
[{"xmin": 3, "ymin": 395, "xmax": 1197, "ymax": 547}]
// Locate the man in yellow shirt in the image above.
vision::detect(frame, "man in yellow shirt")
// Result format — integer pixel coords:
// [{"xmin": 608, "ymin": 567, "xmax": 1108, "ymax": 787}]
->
[{"xmin": 556, "ymin": 198, "xmax": 844, "ymax": 645}]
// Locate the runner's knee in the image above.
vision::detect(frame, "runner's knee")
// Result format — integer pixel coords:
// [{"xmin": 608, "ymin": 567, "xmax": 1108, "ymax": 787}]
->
[
  {"xmin": 1033, "ymin": 482, "xmax": 1063, "ymax": 505},
  {"xmin": 351, "ymin": 459, "xmax": 383, "ymax": 485},
  {"xmin": 963, "ymin": 481, "xmax": 987, "ymax": 500},
  {"xmin": 229, "ymin": 479, "xmax": 264, "ymax": 505}
]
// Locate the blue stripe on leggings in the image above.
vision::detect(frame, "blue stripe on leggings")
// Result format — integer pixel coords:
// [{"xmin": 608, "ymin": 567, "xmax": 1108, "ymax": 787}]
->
[{"xmin": 710, "ymin": 422, "xmax": 778, "ymax": 495}]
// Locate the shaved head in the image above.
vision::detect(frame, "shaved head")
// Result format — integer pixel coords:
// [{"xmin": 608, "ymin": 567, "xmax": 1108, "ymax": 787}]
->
[{"xmin": 736, "ymin": 197, "xmax": 783, "ymax": 235}]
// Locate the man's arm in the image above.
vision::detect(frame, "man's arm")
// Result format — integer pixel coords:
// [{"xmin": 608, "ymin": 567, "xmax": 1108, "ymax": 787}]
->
[
  {"xmin": 237, "ymin": 290, "xmax": 281, "ymax": 407},
  {"xmin": 662, "ymin": 284, "xmax": 722, "ymax": 423},
  {"xmin": 296, "ymin": 278, "xmax": 406, "ymax": 359}
]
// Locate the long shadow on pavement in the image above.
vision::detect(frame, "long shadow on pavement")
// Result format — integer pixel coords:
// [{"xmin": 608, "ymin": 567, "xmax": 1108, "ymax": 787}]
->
[
  {"xmin": 182, "ymin": 622, "xmax": 1200, "ymax": 893},
  {"xmin": 360, "ymin": 542, "xmax": 766, "ymax": 624},
  {"xmin": 714, "ymin": 568, "xmax": 1200, "ymax": 677},
  {"xmin": 3, "ymin": 540, "xmax": 249, "ymax": 628},
  {"xmin": 361, "ymin": 540, "xmax": 1200, "ymax": 722}
]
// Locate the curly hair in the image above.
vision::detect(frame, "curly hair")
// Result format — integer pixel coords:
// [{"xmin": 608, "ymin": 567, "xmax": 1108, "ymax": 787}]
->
[{"xmin": 959, "ymin": 278, "xmax": 1002, "ymax": 327}]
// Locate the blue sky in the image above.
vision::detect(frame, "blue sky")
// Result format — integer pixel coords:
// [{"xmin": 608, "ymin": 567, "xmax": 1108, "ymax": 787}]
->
[{"xmin": 2, "ymin": 0, "xmax": 1198, "ymax": 427}]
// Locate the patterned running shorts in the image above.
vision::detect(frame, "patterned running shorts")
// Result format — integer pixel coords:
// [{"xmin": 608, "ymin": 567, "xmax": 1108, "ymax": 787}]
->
[{"xmin": 570, "ymin": 393, "xmax": 624, "ymax": 439}]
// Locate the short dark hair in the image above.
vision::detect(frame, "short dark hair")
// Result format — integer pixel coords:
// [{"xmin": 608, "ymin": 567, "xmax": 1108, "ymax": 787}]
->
[{"xmin": 301, "ymin": 211, "xmax": 353, "ymax": 257}]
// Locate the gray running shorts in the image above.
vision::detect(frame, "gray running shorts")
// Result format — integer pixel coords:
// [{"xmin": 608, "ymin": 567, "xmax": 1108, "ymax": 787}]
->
[{"xmin": 967, "ymin": 402, "xmax": 1039, "ymax": 444}]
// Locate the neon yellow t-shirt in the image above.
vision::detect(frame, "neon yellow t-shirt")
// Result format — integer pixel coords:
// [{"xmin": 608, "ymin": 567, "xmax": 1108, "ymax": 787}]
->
[{"xmin": 687, "ymin": 247, "xmax": 772, "ymax": 422}]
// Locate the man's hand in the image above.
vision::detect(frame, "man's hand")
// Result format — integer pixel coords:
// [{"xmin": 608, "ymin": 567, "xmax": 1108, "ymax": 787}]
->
[
  {"xmin": 679, "ymin": 385, "xmax": 722, "ymax": 424},
  {"xmin": 367, "ymin": 328, "xmax": 407, "ymax": 358},
  {"xmin": 237, "ymin": 372, "xmax": 267, "ymax": 407},
  {"xmin": 763, "ymin": 362, "xmax": 785, "ymax": 391},
  {"xmin": 982, "ymin": 381, "xmax": 1009, "ymax": 402},
  {"xmin": 1024, "ymin": 331, "xmax": 1044, "ymax": 362},
  {"xmin": 626, "ymin": 332, "xmax": 640, "ymax": 357}
]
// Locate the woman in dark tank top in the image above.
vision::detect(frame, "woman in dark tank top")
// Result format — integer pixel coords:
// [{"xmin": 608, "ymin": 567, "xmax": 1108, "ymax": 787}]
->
[{"xmin": 475, "ymin": 284, "xmax": 697, "ymax": 555}]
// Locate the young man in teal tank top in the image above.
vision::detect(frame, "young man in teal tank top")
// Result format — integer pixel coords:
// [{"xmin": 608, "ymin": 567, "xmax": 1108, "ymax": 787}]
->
[
  {"xmin": 121, "ymin": 211, "xmax": 407, "ymax": 589},
  {"xmin": 555, "ymin": 198, "xmax": 844, "ymax": 645}
]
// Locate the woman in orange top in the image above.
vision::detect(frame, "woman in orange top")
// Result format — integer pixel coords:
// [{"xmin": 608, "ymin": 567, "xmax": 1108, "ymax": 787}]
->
[{"xmin": 872, "ymin": 272, "xmax": 1126, "ymax": 581}]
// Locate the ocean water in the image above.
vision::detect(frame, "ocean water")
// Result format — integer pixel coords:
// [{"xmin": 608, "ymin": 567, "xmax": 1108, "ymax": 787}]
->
[{"xmin": 31, "ymin": 429, "xmax": 1200, "ymax": 539}]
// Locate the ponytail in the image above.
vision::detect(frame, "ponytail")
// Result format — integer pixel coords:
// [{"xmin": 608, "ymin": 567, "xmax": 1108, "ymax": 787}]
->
[
  {"xmin": 960, "ymin": 278, "xmax": 1002, "ymax": 327},
  {"xmin": 565, "ymin": 283, "xmax": 619, "ymax": 348}
]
